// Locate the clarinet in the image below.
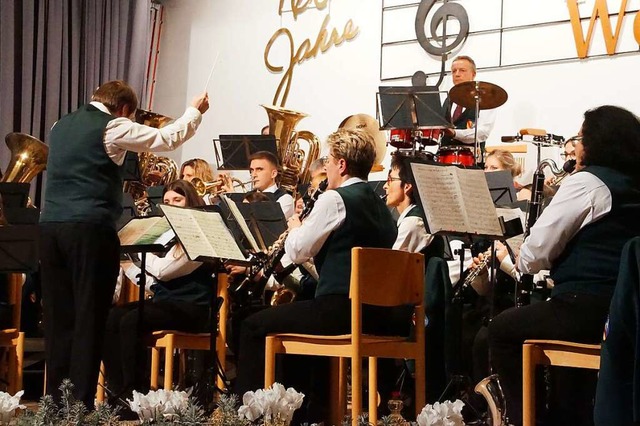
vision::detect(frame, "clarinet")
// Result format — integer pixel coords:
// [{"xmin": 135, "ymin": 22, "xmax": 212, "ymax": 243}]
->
[
  {"xmin": 517, "ymin": 159, "xmax": 577, "ymax": 306},
  {"xmin": 236, "ymin": 179, "xmax": 329, "ymax": 301}
]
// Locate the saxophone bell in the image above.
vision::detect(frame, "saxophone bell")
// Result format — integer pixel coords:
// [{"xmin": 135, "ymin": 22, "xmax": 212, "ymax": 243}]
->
[{"xmin": 474, "ymin": 374, "xmax": 508, "ymax": 426}]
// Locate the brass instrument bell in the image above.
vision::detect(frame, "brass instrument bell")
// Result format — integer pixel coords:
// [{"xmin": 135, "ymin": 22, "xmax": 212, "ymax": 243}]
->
[{"xmin": 1, "ymin": 133, "xmax": 49, "ymax": 183}]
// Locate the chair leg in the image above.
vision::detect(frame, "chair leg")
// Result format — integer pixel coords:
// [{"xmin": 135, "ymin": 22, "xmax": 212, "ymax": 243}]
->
[
  {"xmin": 164, "ymin": 336, "xmax": 175, "ymax": 390},
  {"xmin": 414, "ymin": 351, "xmax": 426, "ymax": 417},
  {"xmin": 522, "ymin": 343, "xmax": 536, "ymax": 426},
  {"xmin": 338, "ymin": 357, "xmax": 348, "ymax": 419},
  {"xmin": 150, "ymin": 347, "xmax": 160, "ymax": 390},
  {"xmin": 97, "ymin": 362, "xmax": 106, "ymax": 403},
  {"xmin": 368, "ymin": 357, "xmax": 378, "ymax": 426},
  {"xmin": 15, "ymin": 332, "xmax": 24, "ymax": 394},
  {"xmin": 351, "ymin": 356, "xmax": 362, "ymax": 426},
  {"xmin": 264, "ymin": 336, "xmax": 276, "ymax": 388}
]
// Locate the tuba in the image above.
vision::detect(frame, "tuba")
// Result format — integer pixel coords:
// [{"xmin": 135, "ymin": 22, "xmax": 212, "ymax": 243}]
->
[
  {"xmin": 262, "ymin": 105, "xmax": 320, "ymax": 194},
  {"xmin": 125, "ymin": 110, "xmax": 179, "ymax": 216},
  {"xmin": 1, "ymin": 133, "xmax": 49, "ymax": 183}
]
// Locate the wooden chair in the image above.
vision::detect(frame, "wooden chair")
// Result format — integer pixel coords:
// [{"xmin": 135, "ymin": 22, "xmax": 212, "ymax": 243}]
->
[
  {"xmin": 522, "ymin": 339, "xmax": 601, "ymax": 426},
  {"xmin": 148, "ymin": 273, "xmax": 229, "ymax": 392},
  {"xmin": 0, "ymin": 273, "xmax": 25, "ymax": 394},
  {"xmin": 265, "ymin": 247, "xmax": 425, "ymax": 426}
]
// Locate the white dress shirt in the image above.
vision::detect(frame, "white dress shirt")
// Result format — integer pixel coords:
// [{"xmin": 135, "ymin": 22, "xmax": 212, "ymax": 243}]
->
[
  {"xmin": 90, "ymin": 101, "xmax": 203, "ymax": 165},
  {"xmin": 450, "ymin": 103, "xmax": 497, "ymax": 144},
  {"xmin": 124, "ymin": 244, "xmax": 203, "ymax": 289},
  {"xmin": 394, "ymin": 204, "xmax": 434, "ymax": 252},
  {"xmin": 285, "ymin": 177, "xmax": 363, "ymax": 264},
  {"xmin": 517, "ymin": 171, "xmax": 612, "ymax": 274},
  {"xmin": 263, "ymin": 183, "xmax": 295, "ymax": 219}
]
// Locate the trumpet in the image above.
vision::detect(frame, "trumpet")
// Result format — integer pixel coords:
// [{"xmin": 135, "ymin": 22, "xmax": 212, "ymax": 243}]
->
[{"xmin": 191, "ymin": 175, "xmax": 252, "ymax": 197}]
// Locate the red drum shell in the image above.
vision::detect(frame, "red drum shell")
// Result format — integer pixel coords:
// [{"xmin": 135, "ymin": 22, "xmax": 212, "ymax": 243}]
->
[
  {"xmin": 389, "ymin": 129, "xmax": 413, "ymax": 149},
  {"xmin": 437, "ymin": 146, "xmax": 475, "ymax": 166}
]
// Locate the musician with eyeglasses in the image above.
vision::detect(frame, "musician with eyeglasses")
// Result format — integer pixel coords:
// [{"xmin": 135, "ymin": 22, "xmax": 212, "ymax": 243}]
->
[
  {"xmin": 39, "ymin": 80, "xmax": 209, "ymax": 407},
  {"xmin": 487, "ymin": 105, "xmax": 640, "ymax": 425},
  {"xmin": 234, "ymin": 129, "xmax": 398, "ymax": 423}
]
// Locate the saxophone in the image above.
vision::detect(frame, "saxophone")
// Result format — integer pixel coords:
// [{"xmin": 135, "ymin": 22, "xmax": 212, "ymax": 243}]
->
[
  {"xmin": 474, "ymin": 374, "xmax": 508, "ymax": 426},
  {"xmin": 234, "ymin": 179, "xmax": 329, "ymax": 303}
]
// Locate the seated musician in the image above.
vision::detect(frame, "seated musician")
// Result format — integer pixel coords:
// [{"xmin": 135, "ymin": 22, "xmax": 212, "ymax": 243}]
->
[
  {"xmin": 441, "ymin": 55, "xmax": 497, "ymax": 151},
  {"xmin": 249, "ymin": 151, "xmax": 294, "ymax": 219},
  {"xmin": 484, "ymin": 149, "xmax": 532, "ymax": 200},
  {"xmin": 234, "ymin": 129, "xmax": 399, "ymax": 423},
  {"xmin": 383, "ymin": 153, "xmax": 442, "ymax": 257},
  {"xmin": 179, "ymin": 158, "xmax": 214, "ymax": 182},
  {"xmin": 102, "ymin": 179, "xmax": 215, "ymax": 399},
  {"xmin": 488, "ymin": 105, "xmax": 640, "ymax": 425}
]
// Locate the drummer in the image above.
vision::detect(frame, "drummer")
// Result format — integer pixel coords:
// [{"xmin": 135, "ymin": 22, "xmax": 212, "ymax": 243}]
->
[{"xmin": 441, "ymin": 55, "xmax": 497, "ymax": 154}]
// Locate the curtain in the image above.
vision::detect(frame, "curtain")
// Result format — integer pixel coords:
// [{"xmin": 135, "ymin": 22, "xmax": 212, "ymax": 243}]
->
[{"xmin": 0, "ymin": 0, "xmax": 153, "ymax": 205}]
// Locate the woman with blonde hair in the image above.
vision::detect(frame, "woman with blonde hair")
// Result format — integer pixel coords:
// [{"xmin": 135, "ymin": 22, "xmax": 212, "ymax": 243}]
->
[
  {"xmin": 179, "ymin": 158, "xmax": 214, "ymax": 182},
  {"xmin": 485, "ymin": 149, "xmax": 531, "ymax": 200}
]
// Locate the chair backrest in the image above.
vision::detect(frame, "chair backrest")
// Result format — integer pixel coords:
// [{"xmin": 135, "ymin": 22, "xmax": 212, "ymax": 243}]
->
[{"xmin": 349, "ymin": 247, "xmax": 424, "ymax": 307}]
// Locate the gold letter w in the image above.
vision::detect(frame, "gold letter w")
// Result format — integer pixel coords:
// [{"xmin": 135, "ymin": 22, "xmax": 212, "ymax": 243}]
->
[{"xmin": 567, "ymin": 0, "xmax": 628, "ymax": 58}]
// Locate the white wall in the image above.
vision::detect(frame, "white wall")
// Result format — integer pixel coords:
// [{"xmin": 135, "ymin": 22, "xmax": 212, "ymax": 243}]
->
[{"xmin": 152, "ymin": 0, "xmax": 640, "ymax": 179}]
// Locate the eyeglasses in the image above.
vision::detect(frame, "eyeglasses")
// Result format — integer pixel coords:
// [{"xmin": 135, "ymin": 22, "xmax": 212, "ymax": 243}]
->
[
  {"xmin": 566, "ymin": 135, "xmax": 583, "ymax": 144},
  {"xmin": 386, "ymin": 176, "xmax": 402, "ymax": 184}
]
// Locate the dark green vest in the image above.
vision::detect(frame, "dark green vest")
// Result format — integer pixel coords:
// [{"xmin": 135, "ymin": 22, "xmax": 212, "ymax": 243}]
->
[
  {"xmin": 151, "ymin": 263, "xmax": 216, "ymax": 306},
  {"xmin": 550, "ymin": 166, "xmax": 640, "ymax": 298},
  {"xmin": 314, "ymin": 182, "xmax": 397, "ymax": 297},
  {"xmin": 41, "ymin": 104, "xmax": 123, "ymax": 228}
]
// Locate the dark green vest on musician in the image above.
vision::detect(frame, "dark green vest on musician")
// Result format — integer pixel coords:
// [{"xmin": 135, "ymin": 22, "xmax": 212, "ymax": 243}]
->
[
  {"xmin": 152, "ymin": 263, "xmax": 216, "ymax": 306},
  {"xmin": 314, "ymin": 182, "xmax": 397, "ymax": 297},
  {"xmin": 41, "ymin": 104, "xmax": 123, "ymax": 229},
  {"xmin": 550, "ymin": 166, "xmax": 640, "ymax": 298}
]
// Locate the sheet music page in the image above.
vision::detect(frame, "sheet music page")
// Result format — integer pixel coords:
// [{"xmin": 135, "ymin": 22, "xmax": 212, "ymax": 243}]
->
[
  {"xmin": 118, "ymin": 216, "xmax": 172, "ymax": 246},
  {"xmin": 456, "ymin": 169, "xmax": 503, "ymax": 236},
  {"xmin": 410, "ymin": 163, "xmax": 467, "ymax": 233},
  {"xmin": 190, "ymin": 209, "xmax": 248, "ymax": 261},
  {"xmin": 160, "ymin": 205, "xmax": 214, "ymax": 259},
  {"xmin": 220, "ymin": 194, "xmax": 260, "ymax": 252}
]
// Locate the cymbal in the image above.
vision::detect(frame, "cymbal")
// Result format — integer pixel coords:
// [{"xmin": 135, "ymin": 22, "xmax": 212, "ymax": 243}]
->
[
  {"xmin": 135, "ymin": 109, "xmax": 174, "ymax": 128},
  {"xmin": 449, "ymin": 81, "xmax": 508, "ymax": 110},
  {"xmin": 338, "ymin": 114, "xmax": 387, "ymax": 165}
]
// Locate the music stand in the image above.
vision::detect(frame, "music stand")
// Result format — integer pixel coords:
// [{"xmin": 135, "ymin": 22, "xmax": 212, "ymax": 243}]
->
[
  {"xmin": 485, "ymin": 171, "xmax": 517, "ymax": 205},
  {"xmin": 214, "ymin": 135, "xmax": 278, "ymax": 170}
]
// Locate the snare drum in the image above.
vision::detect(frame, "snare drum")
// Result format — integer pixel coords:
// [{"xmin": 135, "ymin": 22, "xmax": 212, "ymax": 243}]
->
[
  {"xmin": 389, "ymin": 129, "xmax": 413, "ymax": 149},
  {"xmin": 437, "ymin": 146, "xmax": 475, "ymax": 166}
]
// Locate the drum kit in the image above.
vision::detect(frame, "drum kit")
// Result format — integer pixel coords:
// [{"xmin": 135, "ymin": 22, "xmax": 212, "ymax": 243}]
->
[{"xmin": 387, "ymin": 80, "xmax": 508, "ymax": 166}]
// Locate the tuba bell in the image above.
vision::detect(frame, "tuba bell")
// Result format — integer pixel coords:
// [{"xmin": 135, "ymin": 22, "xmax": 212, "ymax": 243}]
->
[
  {"xmin": 262, "ymin": 105, "xmax": 320, "ymax": 194},
  {"xmin": 1, "ymin": 133, "xmax": 49, "ymax": 183}
]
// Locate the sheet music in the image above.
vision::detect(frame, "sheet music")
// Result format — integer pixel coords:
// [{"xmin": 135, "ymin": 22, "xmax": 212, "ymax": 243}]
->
[
  {"xmin": 118, "ymin": 216, "xmax": 173, "ymax": 246},
  {"xmin": 457, "ymin": 169, "xmax": 503, "ymax": 236},
  {"xmin": 160, "ymin": 205, "xmax": 215, "ymax": 258},
  {"xmin": 190, "ymin": 209, "xmax": 247, "ymax": 261},
  {"xmin": 220, "ymin": 194, "xmax": 260, "ymax": 252},
  {"xmin": 411, "ymin": 163, "xmax": 466, "ymax": 233}
]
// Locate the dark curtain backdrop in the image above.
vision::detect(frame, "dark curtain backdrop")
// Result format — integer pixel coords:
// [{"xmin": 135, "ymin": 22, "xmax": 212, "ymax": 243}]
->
[{"xmin": 0, "ymin": 0, "xmax": 153, "ymax": 205}]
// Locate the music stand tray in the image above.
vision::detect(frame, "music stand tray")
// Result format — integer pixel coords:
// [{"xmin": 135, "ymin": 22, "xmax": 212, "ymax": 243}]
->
[
  {"xmin": 214, "ymin": 135, "xmax": 278, "ymax": 170},
  {"xmin": 378, "ymin": 86, "xmax": 451, "ymax": 130},
  {"xmin": 0, "ymin": 225, "xmax": 39, "ymax": 272}
]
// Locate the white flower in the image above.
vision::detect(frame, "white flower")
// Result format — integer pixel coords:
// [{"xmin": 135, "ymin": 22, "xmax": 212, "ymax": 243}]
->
[
  {"xmin": 127, "ymin": 389, "xmax": 190, "ymax": 422},
  {"xmin": 237, "ymin": 383, "xmax": 305, "ymax": 424},
  {"xmin": 0, "ymin": 390, "xmax": 25, "ymax": 423},
  {"xmin": 416, "ymin": 399, "xmax": 465, "ymax": 426}
]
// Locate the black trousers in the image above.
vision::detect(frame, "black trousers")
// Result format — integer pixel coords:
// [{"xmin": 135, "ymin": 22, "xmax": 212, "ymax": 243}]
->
[
  {"xmin": 102, "ymin": 300, "xmax": 209, "ymax": 396},
  {"xmin": 40, "ymin": 222, "xmax": 120, "ymax": 408},
  {"xmin": 488, "ymin": 292, "xmax": 610, "ymax": 426},
  {"xmin": 235, "ymin": 295, "xmax": 411, "ymax": 423}
]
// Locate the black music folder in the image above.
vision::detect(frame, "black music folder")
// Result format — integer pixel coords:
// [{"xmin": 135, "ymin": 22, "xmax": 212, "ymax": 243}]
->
[{"xmin": 214, "ymin": 134, "xmax": 278, "ymax": 170}]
